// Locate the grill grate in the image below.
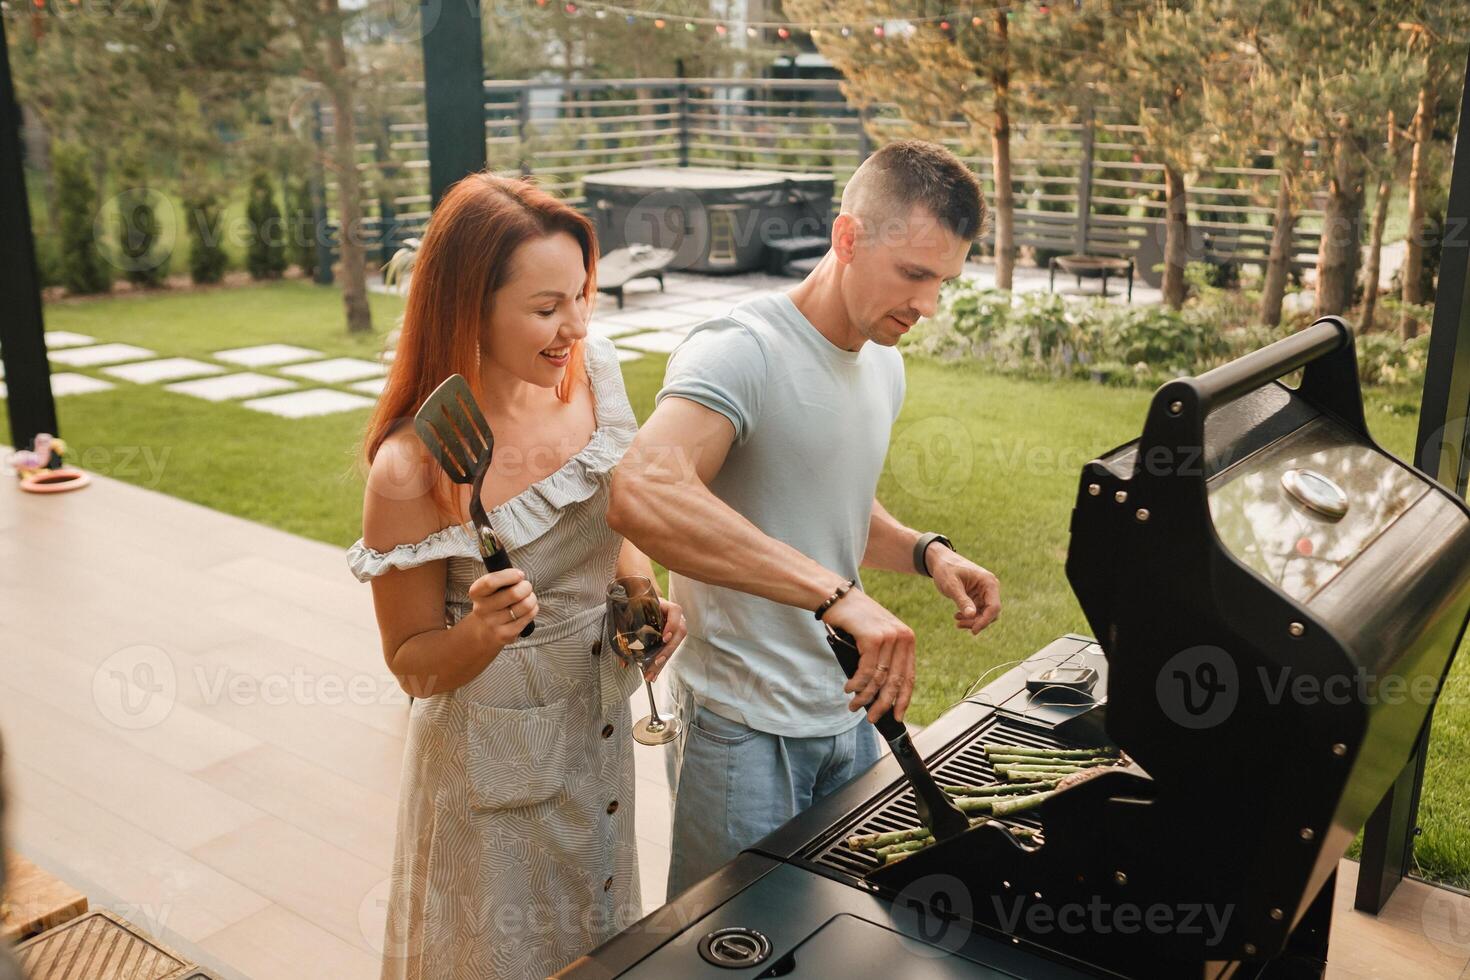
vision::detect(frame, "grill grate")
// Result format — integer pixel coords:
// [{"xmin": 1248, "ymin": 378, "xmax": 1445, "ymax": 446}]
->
[{"xmin": 799, "ymin": 715, "xmax": 1086, "ymax": 880}]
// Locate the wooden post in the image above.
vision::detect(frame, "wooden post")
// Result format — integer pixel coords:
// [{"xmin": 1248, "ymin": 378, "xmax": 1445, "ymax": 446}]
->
[
  {"xmin": 374, "ymin": 123, "xmax": 399, "ymax": 267},
  {"xmin": 677, "ymin": 82, "xmax": 690, "ymax": 169},
  {"xmin": 517, "ymin": 85, "xmax": 531, "ymax": 178},
  {"xmin": 0, "ymin": 13, "xmax": 58, "ymax": 450},
  {"xmin": 309, "ymin": 99, "xmax": 334, "ymax": 285}
]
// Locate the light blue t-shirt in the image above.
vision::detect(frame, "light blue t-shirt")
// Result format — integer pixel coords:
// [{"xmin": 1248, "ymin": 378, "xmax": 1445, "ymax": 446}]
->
[{"xmin": 655, "ymin": 292, "xmax": 905, "ymax": 737}]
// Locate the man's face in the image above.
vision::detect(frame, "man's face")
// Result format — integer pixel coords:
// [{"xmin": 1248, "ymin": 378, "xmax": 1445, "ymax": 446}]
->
[{"xmin": 840, "ymin": 204, "xmax": 970, "ymax": 347}]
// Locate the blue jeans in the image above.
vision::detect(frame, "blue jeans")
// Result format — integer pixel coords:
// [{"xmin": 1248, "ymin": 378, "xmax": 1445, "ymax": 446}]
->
[{"xmin": 664, "ymin": 678, "xmax": 883, "ymax": 898}]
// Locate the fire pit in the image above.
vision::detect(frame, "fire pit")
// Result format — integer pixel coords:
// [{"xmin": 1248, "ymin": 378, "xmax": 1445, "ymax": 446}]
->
[{"xmin": 1049, "ymin": 253, "xmax": 1135, "ymax": 300}]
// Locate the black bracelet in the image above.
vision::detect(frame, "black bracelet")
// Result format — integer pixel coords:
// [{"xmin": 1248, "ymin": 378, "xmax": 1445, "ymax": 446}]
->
[{"xmin": 814, "ymin": 578, "xmax": 857, "ymax": 621}]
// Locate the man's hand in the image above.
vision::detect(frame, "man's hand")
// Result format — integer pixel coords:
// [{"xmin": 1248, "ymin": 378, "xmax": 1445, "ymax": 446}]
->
[
  {"xmin": 822, "ymin": 589, "xmax": 917, "ymax": 724},
  {"xmin": 928, "ymin": 547, "xmax": 1001, "ymax": 635}
]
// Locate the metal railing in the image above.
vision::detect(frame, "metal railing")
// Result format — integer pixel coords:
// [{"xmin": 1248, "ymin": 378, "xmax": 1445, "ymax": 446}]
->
[{"xmin": 312, "ymin": 77, "xmax": 1324, "ymax": 276}]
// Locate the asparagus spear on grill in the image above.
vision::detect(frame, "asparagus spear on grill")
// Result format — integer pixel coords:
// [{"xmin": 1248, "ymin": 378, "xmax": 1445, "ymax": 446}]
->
[
  {"xmin": 986, "ymin": 754, "xmax": 1117, "ymax": 766},
  {"xmin": 981, "ymin": 744, "xmax": 1118, "ymax": 760},
  {"xmin": 991, "ymin": 790, "xmax": 1056, "ymax": 817},
  {"xmin": 941, "ymin": 781, "xmax": 1052, "ymax": 797},
  {"xmin": 878, "ymin": 824, "xmax": 1046, "ymax": 864}
]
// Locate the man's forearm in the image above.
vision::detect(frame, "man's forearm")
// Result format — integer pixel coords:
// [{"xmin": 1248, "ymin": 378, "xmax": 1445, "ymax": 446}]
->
[
  {"xmin": 610, "ymin": 470, "xmax": 847, "ymax": 612},
  {"xmin": 862, "ymin": 499, "xmax": 925, "ymax": 574},
  {"xmin": 616, "ymin": 538, "xmax": 659, "ymax": 590}
]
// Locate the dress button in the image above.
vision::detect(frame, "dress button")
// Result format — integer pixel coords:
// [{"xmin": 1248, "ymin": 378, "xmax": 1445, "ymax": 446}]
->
[
  {"xmin": 606, "ymin": 800, "xmax": 619, "ymax": 814},
  {"xmin": 601, "ymin": 724, "xmax": 615, "ymax": 739},
  {"xmin": 591, "ymin": 639, "xmax": 602, "ymax": 657},
  {"xmin": 603, "ymin": 876, "xmax": 613, "ymax": 892}
]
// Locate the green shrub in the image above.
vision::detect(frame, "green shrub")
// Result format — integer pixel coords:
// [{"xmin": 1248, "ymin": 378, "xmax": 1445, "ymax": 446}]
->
[
  {"xmin": 286, "ymin": 178, "xmax": 318, "ymax": 279},
  {"xmin": 53, "ymin": 142, "xmax": 111, "ymax": 295},
  {"xmin": 185, "ymin": 190, "xmax": 228, "ymax": 284},
  {"xmin": 33, "ymin": 235, "xmax": 64, "ymax": 289},
  {"xmin": 908, "ymin": 278, "xmax": 1428, "ymax": 395},
  {"xmin": 246, "ymin": 171, "xmax": 287, "ymax": 280},
  {"xmin": 114, "ymin": 152, "xmax": 168, "ymax": 287},
  {"xmin": 1355, "ymin": 331, "xmax": 1431, "ymax": 389}
]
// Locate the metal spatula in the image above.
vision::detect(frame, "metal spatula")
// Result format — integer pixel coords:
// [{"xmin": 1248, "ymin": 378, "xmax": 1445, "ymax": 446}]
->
[
  {"xmin": 827, "ymin": 626, "xmax": 968, "ymax": 841},
  {"xmin": 414, "ymin": 374, "xmax": 534, "ymax": 638}
]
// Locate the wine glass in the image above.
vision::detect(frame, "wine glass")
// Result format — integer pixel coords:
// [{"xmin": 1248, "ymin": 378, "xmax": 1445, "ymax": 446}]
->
[{"xmin": 605, "ymin": 575, "xmax": 680, "ymax": 746}]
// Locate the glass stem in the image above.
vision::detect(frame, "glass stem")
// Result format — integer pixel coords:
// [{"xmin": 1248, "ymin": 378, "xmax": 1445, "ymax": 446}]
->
[{"xmin": 644, "ymin": 680, "xmax": 663, "ymax": 724}]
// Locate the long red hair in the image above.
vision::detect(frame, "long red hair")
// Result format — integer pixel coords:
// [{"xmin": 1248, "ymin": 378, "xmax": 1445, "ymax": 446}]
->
[{"xmin": 359, "ymin": 173, "xmax": 598, "ymax": 523}]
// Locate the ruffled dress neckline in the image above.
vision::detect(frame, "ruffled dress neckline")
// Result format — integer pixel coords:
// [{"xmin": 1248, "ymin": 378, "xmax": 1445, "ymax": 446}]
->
[{"xmin": 346, "ymin": 337, "xmax": 634, "ymax": 583}]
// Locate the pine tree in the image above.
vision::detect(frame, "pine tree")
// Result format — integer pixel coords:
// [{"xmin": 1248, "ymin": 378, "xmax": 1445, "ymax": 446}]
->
[
  {"xmin": 1387, "ymin": 5, "xmax": 1470, "ymax": 336},
  {"xmin": 246, "ymin": 171, "xmax": 287, "ymax": 280},
  {"xmin": 785, "ymin": 0, "xmax": 1039, "ymax": 289},
  {"xmin": 1360, "ymin": 111, "xmax": 1405, "ymax": 331},
  {"xmin": 186, "ymin": 191, "xmax": 228, "ymax": 285},
  {"xmin": 115, "ymin": 147, "xmax": 168, "ymax": 288},
  {"xmin": 1197, "ymin": 2, "xmax": 1316, "ymax": 326},
  {"xmin": 1106, "ymin": 1, "xmax": 1234, "ymax": 311},
  {"xmin": 287, "ymin": 177, "xmax": 319, "ymax": 279},
  {"xmin": 53, "ymin": 142, "xmax": 110, "ymax": 295}
]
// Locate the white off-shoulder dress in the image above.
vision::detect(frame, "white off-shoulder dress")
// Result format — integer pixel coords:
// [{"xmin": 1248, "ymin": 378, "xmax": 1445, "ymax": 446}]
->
[{"xmin": 347, "ymin": 335, "xmax": 646, "ymax": 980}]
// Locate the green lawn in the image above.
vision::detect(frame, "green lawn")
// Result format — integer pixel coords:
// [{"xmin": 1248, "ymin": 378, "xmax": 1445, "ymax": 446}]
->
[{"xmin": 4, "ymin": 280, "xmax": 1466, "ymax": 888}]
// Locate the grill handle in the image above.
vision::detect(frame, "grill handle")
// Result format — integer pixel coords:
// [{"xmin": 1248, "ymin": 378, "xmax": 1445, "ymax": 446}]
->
[
  {"xmin": 1134, "ymin": 315, "xmax": 1368, "ymax": 491},
  {"xmin": 1187, "ymin": 316, "xmax": 1350, "ymax": 414}
]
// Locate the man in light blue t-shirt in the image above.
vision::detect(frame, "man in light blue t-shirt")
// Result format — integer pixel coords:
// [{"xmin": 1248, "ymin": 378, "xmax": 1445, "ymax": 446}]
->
[{"xmin": 608, "ymin": 140, "xmax": 1003, "ymax": 896}]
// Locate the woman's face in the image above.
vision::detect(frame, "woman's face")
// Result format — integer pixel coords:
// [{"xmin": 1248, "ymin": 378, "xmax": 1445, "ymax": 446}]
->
[{"xmin": 483, "ymin": 231, "xmax": 591, "ymax": 387}]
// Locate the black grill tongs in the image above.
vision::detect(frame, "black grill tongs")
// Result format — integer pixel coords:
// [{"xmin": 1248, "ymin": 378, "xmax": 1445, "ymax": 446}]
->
[
  {"xmin": 414, "ymin": 374, "xmax": 534, "ymax": 639},
  {"xmin": 825, "ymin": 626, "xmax": 969, "ymax": 842}
]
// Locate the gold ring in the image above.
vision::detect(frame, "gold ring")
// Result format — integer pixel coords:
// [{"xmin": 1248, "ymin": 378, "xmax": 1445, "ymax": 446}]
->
[
  {"xmin": 875, "ymin": 664, "xmax": 890, "ymax": 673},
  {"xmin": 509, "ymin": 607, "xmax": 519, "ymax": 622}
]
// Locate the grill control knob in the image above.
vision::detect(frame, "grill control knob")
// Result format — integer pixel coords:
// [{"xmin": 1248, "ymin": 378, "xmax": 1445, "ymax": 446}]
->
[{"xmin": 698, "ymin": 927, "xmax": 773, "ymax": 968}]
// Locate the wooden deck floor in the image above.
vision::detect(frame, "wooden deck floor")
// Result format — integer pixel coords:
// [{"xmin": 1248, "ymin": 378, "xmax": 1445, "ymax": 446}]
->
[{"xmin": 1, "ymin": 466, "xmax": 1465, "ymax": 978}]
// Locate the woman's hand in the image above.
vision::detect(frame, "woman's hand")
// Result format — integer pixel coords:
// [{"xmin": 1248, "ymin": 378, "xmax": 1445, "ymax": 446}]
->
[
  {"xmin": 645, "ymin": 598, "xmax": 686, "ymax": 682},
  {"xmin": 467, "ymin": 568, "xmax": 539, "ymax": 651}
]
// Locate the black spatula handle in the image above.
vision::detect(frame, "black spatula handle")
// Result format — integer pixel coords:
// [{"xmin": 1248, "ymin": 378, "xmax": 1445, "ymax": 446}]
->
[
  {"xmin": 480, "ymin": 545, "xmax": 535, "ymax": 638},
  {"xmin": 826, "ymin": 626, "xmax": 904, "ymax": 743}
]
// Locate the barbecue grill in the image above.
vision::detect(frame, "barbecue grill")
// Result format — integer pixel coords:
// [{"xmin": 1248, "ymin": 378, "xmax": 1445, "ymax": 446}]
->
[{"xmin": 558, "ymin": 317, "xmax": 1470, "ymax": 979}]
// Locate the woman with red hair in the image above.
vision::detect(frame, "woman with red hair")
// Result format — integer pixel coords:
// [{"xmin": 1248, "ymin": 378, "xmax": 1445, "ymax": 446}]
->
[{"xmin": 347, "ymin": 173, "xmax": 685, "ymax": 979}]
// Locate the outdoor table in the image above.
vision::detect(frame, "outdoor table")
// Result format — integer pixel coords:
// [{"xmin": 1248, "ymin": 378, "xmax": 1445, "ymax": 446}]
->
[{"xmin": 1048, "ymin": 253, "xmax": 1135, "ymax": 300}]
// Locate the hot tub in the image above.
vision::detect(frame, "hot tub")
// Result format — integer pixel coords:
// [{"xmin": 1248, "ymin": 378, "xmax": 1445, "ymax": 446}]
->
[{"xmin": 583, "ymin": 167, "xmax": 833, "ymax": 274}]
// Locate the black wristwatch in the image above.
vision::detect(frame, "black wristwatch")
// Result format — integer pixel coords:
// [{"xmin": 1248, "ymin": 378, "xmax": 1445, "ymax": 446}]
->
[{"xmin": 914, "ymin": 532, "xmax": 955, "ymax": 576}]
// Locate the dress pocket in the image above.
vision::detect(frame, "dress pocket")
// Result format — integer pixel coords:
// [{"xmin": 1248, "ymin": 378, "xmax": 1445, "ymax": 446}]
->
[{"xmin": 462, "ymin": 697, "xmax": 572, "ymax": 810}]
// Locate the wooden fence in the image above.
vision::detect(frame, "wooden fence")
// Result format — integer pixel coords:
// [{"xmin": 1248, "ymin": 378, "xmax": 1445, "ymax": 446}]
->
[{"xmin": 315, "ymin": 77, "xmax": 1323, "ymax": 277}]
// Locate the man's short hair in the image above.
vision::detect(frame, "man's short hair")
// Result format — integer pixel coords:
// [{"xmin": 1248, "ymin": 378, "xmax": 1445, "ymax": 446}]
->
[{"xmin": 840, "ymin": 139, "xmax": 987, "ymax": 242}]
